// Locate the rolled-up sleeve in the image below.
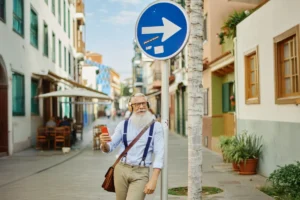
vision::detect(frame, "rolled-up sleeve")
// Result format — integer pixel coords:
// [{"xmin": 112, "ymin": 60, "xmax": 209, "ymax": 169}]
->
[
  {"xmin": 152, "ymin": 122, "xmax": 164, "ymax": 169},
  {"xmin": 101, "ymin": 121, "xmax": 123, "ymax": 153}
]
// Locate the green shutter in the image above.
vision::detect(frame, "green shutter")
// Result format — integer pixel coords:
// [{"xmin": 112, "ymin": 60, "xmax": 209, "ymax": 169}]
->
[
  {"xmin": 30, "ymin": 8, "xmax": 38, "ymax": 48},
  {"xmin": 63, "ymin": 1, "xmax": 66, "ymax": 32},
  {"xmin": 68, "ymin": 9, "xmax": 70, "ymax": 38},
  {"xmin": 59, "ymin": 40, "xmax": 62, "ymax": 67},
  {"xmin": 68, "ymin": 52, "xmax": 71, "ymax": 74},
  {"xmin": 13, "ymin": 0, "xmax": 24, "ymax": 35},
  {"xmin": 222, "ymin": 82, "xmax": 230, "ymax": 113},
  {"xmin": 43, "ymin": 22, "xmax": 48, "ymax": 56},
  {"xmin": 31, "ymin": 80, "xmax": 39, "ymax": 115},
  {"xmin": 12, "ymin": 73, "xmax": 25, "ymax": 116},
  {"xmin": 64, "ymin": 47, "xmax": 66, "ymax": 71},
  {"xmin": 52, "ymin": 32, "xmax": 56, "ymax": 62},
  {"xmin": 58, "ymin": 0, "xmax": 61, "ymax": 24}
]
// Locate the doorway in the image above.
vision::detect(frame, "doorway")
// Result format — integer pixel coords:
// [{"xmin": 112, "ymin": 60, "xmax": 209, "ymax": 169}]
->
[{"xmin": 0, "ymin": 55, "xmax": 8, "ymax": 154}]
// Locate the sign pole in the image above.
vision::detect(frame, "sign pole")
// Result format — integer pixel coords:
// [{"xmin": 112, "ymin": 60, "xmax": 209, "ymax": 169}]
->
[{"xmin": 161, "ymin": 60, "xmax": 169, "ymax": 200}]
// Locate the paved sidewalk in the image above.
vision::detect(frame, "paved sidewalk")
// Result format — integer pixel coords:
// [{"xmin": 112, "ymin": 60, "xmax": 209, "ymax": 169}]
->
[{"xmin": 0, "ymin": 118, "xmax": 273, "ymax": 200}]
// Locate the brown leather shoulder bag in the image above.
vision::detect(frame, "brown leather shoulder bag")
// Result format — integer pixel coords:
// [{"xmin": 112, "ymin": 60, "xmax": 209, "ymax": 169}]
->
[{"xmin": 102, "ymin": 120, "xmax": 155, "ymax": 192}]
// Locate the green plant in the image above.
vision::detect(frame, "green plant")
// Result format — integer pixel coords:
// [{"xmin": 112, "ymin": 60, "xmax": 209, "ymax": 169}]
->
[
  {"xmin": 223, "ymin": 10, "xmax": 252, "ymax": 39},
  {"xmin": 216, "ymin": 31, "xmax": 226, "ymax": 45},
  {"xmin": 268, "ymin": 161, "xmax": 300, "ymax": 198},
  {"xmin": 223, "ymin": 131, "xmax": 262, "ymax": 164},
  {"xmin": 219, "ymin": 136, "xmax": 233, "ymax": 151}
]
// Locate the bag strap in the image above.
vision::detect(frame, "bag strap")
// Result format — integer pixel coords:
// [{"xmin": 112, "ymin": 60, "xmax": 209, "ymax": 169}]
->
[{"xmin": 112, "ymin": 119, "xmax": 155, "ymax": 168}]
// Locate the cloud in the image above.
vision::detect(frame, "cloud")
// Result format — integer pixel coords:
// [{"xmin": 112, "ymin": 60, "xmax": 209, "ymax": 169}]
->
[
  {"xmin": 110, "ymin": 0, "xmax": 141, "ymax": 5},
  {"xmin": 98, "ymin": 9, "xmax": 108, "ymax": 13},
  {"xmin": 86, "ymin": 12, "xmax": 94, "ymax": 17},
  {"xmin": 102, "ymin": 11, "xmax": 139, "ymax": 25}
]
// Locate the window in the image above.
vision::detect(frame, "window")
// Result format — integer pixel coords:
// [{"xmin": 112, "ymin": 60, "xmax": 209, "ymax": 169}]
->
[
  {"xmin": 64, "ymin": 46, "xmax": 67, "ymax": 71},
  {"xmin": 30, "ymin": 7, "xmax": 38, "ymax": 48},
  {"xmin": 43, "ymin": 22, "xmax": 49, "ymax": 56},
  {"xmin": 52, "ymin": 32, "xmax": 56, "ymax": 62},
  {"xmin": 58, "ymin": 0, "xmax": 61, "ymax": 24},
  {"xmin": 68, "ymin": 52, "xmax": 71, "ymax": 75},
  {"xmin": 244, "ymin": 46, "xmax": 260, "ymax": 104},
  {"xmin": 0, "ymin": 0, "xmax": 5, "ymax": 22},
  {"xmin": 59, "ymin": 40, "xmax": 62, "ymax": 67},
  {"xmin": 63, "ymin": 0, "xmax": 66, "ymax": 32},
  {"xmin": 45, "ymin": 0, "xmax": 48, "ymax": 4},
  {"xmin": 274, "ymin": 25, "xmax": 300, "ymax": 104},
  {"xmin": 12, "ymin": 72, "xmax": 25, "ymax": 116},
  {"xmin": 68, "ymin": 9, "xmax": 70, "ymax": 38},
  {"xmin": 204, "ymin": 14, "xmax": 207, "ymax": 41},
  {"xmin": 31, "ymin": 79, "xmax": 39, "ymax": 115},
  {"xmin": 203, "ymin": 88, "xmax": 208, "ymax": 115},
  {"xmin": 222, "ymin": 82, "xmax": 235, "ymax": 113},
  {"xmin": 13, "ymin": 0, "xmax": 24, "ymax": 36},
  {"xmin": 51, "ymin": 0, "xmax": 55, "ymax": 15}
]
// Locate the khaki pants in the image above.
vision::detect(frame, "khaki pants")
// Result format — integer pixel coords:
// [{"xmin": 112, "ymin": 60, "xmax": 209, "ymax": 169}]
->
[{"xmin": 114, "ymin": 162, "xmax": 149, "ymax": 200}]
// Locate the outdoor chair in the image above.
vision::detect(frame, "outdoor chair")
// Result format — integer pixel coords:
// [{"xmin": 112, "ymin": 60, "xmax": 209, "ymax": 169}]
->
[
  {"xmin": 54, "ymin": 127, "xmax": 66, "ymax": 150},
  {"xmin": 63, "ymin": 126, "xmax": 71, "ymax": 147},
  {"xmin": 36, "ymin": 127, "xmax": 49, "ymax": 150}
]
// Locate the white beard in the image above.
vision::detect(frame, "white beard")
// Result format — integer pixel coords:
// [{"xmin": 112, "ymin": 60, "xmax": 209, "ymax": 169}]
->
[{"xmin": 130, "ymin": 111, "xmax": 155, "ymax": 130}]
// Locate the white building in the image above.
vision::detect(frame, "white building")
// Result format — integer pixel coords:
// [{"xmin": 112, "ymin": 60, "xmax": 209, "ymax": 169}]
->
[
  {"xmin": 235, "ymin": 0, "xmax": 300, "ymax": 176},
  {"xmin": 0, "ymin": 0, "xmax": 91, "ymax": 155}
]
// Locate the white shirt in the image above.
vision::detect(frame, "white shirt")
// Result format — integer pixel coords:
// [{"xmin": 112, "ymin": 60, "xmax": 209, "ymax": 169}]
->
[{"xmin": 104, "ymin": 119, "xmax": 164, "ymax": 169}]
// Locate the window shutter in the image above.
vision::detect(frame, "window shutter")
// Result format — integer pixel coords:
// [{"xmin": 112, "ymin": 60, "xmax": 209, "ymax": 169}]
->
[{"xmin": 222, "ymin": 83, "xmax": 230, "ymax": 113}]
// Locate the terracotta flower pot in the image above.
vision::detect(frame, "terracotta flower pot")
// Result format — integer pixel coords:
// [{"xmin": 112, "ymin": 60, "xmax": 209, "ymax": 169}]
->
[
  {"xmin": 231, "ymin": 101, "xmax": 235, "ymax": 106},
  {"xmin": 239, "ymin": 158, "xmax": 259, "ymax": 175},
  {"xmin": 232, "ymin": 162, "xmax": 239, "ymax": 171}
]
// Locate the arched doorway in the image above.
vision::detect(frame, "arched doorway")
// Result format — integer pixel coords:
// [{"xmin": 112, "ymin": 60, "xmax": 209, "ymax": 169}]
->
[{"xmin": 0, "ymin": 55, "xmax": 8, "ymax": 154}]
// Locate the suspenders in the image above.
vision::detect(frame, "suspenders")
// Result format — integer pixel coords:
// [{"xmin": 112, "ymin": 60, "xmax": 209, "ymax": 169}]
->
[{"xmin": 122, "ymin": 119, "xmax": 155, "ymax": 166}]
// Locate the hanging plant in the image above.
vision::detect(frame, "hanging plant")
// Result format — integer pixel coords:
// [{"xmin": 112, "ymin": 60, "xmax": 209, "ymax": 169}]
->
[
  {"xmin": 216, "ymin": 31, "xmax": 226, "ymax": 45},
  {"xmin": 223, "ymin": 10, "xmax": 253, "ymax": 39}
]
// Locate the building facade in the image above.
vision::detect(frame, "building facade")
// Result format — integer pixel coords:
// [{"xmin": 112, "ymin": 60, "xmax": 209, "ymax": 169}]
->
[
  {"xmin": 201, "ymin": 0, "xmax": 259, "ymax": 152},
  {"xmin": 235, "ymin": 0, "xmax": 300, "ymax": 176},
  {"xmin": 0, "ymin": 0, "xmax": 91, "ymax": 155}
]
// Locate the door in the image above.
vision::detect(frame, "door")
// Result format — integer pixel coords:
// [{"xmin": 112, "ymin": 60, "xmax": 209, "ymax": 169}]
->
[{"xmin": 0, "ymin": 85, "xmax": 8, "ymax": 153}]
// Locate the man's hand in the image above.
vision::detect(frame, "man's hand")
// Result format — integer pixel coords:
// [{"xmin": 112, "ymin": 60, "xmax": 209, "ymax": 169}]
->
[
  {"xmin": 99, "ymin": 133, "xmax": 111, "ymax": 152},
  {"xmin": 144, "ymin": 179, "xmax": 157, "ymax": 194},
  {"xmin": 99, "ymin": 133, "xmax": 112, "ymax": 144}
]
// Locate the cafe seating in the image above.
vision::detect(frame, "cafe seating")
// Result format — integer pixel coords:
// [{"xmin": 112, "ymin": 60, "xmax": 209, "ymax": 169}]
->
[{"xmin": 36, "ymin": 127, "xmax": 49, "ymax": 150}]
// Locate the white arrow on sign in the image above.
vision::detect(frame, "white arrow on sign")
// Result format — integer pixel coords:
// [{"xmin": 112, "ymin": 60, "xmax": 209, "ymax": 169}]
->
[{"xmin": 142, "ymin": 17, "xmax": 182, "ymax": 42}]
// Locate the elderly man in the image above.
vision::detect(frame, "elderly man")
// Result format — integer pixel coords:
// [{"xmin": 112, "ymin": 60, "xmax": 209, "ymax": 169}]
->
[{"xmin": 100, "ymin": 93, "xmax": 164, "ymax": 200}]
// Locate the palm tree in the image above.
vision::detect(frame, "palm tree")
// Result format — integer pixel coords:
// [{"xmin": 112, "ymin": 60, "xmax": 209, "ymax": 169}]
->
[{"xmin": 185, "ymin": 0, "xmax": 204, "ymax": 199}]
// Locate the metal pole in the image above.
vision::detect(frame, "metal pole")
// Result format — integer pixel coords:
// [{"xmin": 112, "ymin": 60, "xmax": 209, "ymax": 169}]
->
[{"xmin": 161, "ymin": 60, "xmax": 169, "ymax": 200}]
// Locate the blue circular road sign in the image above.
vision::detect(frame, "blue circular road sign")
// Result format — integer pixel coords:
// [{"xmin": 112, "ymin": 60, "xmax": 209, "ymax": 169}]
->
[{"xmin": 135, "ymin": 0, "xmax": 190, "ymax": 60}]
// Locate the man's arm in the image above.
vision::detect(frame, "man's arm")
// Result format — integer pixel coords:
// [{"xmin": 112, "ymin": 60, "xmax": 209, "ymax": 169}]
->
[
  {"xmin": 144, "ymin": 168, "xmax": 161, "ymax": 194},
  {"xmin": 144, "ymin": 122, "xmax": 164, "ymax": 194}
]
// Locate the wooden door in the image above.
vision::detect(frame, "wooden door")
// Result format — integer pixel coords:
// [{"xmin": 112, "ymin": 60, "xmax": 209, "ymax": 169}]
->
[{"xmin": 0, "ymin": 85, "xmax": 8, "ymax": 153}]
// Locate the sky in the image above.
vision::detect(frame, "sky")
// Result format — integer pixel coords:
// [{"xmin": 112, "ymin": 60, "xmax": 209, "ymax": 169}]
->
[{"xmin": 85, "ymin": 0, "xmax": 153, "ymax": 81}]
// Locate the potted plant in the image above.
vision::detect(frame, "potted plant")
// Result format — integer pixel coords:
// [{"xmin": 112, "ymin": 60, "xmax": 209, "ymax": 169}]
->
[
  {"xmin": 223, "ymin": 136, "xmax": 240, "ymax": 171},
  {"xmin": 232, "ymin": 131, "xmax": 263, "ymax": 175},
  {"xmin": 230, "ymin": 95, "xmax": 235, "ymax": 106},
  {"xmin": 218, "ymin": 136, "xmax": 233, "ymax": 162}
]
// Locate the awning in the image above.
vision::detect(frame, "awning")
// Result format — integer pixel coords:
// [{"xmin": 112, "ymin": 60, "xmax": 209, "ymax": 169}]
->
[
  {"xmin": 32, "ymin": 70, "xmax": 108, "ymax": 97},
  {"xmin": 38, "ymin": 88, "xmax": 112, "ymax": 101},
  {"xmin": 145, "ymin": 90, "xmax": 161, "ymax": 97}
]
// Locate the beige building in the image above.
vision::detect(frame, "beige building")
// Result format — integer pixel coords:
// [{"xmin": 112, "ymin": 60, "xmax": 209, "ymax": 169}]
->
[{"xmin": 201, "ymin": 0, "xmax": 263, "ymax": 152}]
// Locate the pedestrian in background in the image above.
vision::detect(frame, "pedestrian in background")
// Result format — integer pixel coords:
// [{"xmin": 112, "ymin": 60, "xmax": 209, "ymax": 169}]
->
[{"xmin": 100, "ymin": 93, "xmax": 164, "ymax": 200}]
